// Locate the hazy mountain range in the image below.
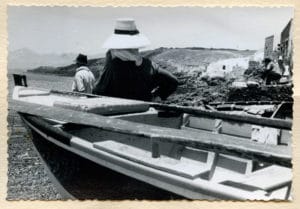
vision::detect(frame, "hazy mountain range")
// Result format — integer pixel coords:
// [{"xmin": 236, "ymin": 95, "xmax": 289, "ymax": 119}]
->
[
  {"xmin": 27, "ymin": 47, "xmax": 256, "ymax": 79},
  {"xmin": 8, "ymin": 48, "xmax": 104, "ymax": 72}
]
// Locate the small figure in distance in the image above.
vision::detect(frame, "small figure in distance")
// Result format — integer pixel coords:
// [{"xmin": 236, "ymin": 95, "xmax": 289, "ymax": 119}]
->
[
  {"xmin": 261, "ymin": 57, "xmax": 282, "ymax": 85},
  {"xmin": 93, "ymin": 18, "xmax": 178, "ymax": 102},
  {"xmin": 72, "ymin": 53, "xmax": 96, "ymax": 94}
]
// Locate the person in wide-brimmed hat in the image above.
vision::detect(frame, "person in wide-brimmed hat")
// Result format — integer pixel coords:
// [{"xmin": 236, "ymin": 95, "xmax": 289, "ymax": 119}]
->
[
  {"xmin": 72, "ymin": 53, "xmax": 95, "ymax": 93},
  {"xmin": 93, "ymin": 18, "xmax": 178, "ymax": 101}
]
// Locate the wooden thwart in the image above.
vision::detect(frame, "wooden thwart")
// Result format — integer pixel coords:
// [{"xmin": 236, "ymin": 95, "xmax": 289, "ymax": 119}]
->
[
  {"xmin": 93, "ymin": 140, "xmax": 211, "ymax": 179},
  {"xmin": 14, "ymin": 101, "xmax": 291, "ymax": 165}
]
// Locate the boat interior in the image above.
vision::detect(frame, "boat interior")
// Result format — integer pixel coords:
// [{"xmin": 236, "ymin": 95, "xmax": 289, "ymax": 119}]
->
[{"xmin": 39, "ymin": 115, "xmax": 293, "ymax": 200}]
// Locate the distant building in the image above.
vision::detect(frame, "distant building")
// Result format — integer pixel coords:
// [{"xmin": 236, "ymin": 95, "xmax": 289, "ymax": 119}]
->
[
  {"xmin": 280, "ymin": 19, "xmax": 293, "ymax": 66},
  {"xmin": 264, "ymin": 35, "xmax": 274, "ymax": 58},
  {"xmin": 262, "ymin": 19, "xmax": 293, "ymax": 66}
]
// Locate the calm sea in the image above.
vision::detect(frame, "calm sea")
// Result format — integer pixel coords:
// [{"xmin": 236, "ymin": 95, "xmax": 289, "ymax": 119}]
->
[
  {"xmin": 8, "ymin": 72, "xmax": 74, "ymax": 108},
  {"xmin": 9, "ymin": 72, "xmax": 73, "ymax": 91}
]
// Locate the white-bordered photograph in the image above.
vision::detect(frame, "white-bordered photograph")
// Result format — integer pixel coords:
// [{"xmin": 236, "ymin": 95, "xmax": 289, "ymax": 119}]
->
[{"xmin": 7, "ymin": 6, "xmax": 293, "ymax": 200}]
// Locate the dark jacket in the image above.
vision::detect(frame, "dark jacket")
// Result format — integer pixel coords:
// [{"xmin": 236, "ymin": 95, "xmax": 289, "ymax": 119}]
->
[{"xmin": 93, "ymin": 54, "xmax": 178, "ymax": 101}]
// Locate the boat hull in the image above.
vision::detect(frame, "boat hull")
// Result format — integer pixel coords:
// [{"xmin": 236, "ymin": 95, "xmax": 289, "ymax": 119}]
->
[
  {"xmin": 21, "ymin": 115, "xmax": 218, "ymax": 200},
  {"xmin": 20, "ymin": 114, "xmax": 292, "ymax": 200}
]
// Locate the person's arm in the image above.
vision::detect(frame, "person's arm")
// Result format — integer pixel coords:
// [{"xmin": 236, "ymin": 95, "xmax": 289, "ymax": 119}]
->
[
  {"xmin": 71, "ymin": 80, "xmax": 77, "ymax": 91},
  {"xmin": 92, "ymin": 66, "xmax": 113, "ymax": 95},
  {"xmin": 152, "ymin": 62, "xmax": 179, "ymax": 100},
  {"xmin": 93, "ymin": 51, "xmax": 113, "ymax": 95}
]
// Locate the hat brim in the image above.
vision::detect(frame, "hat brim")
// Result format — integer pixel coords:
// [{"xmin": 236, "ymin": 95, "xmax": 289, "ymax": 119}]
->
[{"xmin": 102, "ymin": 33, "xmax": 150, "ymax": 49}]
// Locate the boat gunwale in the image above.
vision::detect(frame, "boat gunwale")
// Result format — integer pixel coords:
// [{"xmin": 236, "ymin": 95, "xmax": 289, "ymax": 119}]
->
[{"xmin": 17, "ymin": 86, "xmax": 292, "ymax": 130}]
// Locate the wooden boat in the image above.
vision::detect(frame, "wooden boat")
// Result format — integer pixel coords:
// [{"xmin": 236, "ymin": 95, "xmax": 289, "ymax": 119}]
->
[{"xmin": 11, "ymin": 80, "xmax": 293, "ymax": 200}]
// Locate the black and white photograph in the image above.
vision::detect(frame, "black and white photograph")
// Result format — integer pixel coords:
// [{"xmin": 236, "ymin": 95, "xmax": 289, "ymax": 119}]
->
[{"xmin": 7, "ymin": 6, "xmax": 293, "ymax": 200}]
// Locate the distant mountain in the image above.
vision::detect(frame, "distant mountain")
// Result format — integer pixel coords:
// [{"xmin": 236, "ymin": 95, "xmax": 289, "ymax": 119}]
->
[
  {"xmin": 28, "ymin": 57, "xmax": 106, "ymax": 78},
  {"xmin": 153, "ymin": 48, "xmax": 251, "ymax": 66},
  {"xmin": 28, "ymin": 47, "xmax": 256, "ymax": 78},
  {"xmin": 8, "ymin": 48, "xmax": 79, "ymax": 71}
]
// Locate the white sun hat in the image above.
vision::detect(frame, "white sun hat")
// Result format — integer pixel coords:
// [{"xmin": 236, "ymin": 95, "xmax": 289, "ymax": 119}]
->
[{"xmin": 102, "ymin": 18, "xmax": 151, "ymax": 49}]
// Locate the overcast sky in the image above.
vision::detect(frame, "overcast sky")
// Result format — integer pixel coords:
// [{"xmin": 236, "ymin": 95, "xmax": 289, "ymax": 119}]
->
[{"xmin": 8, "ymin": 6, "xmax": 294, "ymax": 55}]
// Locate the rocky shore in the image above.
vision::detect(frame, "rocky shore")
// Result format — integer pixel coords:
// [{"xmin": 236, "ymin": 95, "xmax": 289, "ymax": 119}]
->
[{"xmin": 7, "ymin": 109, "xmax": 62, "ymax": 200}]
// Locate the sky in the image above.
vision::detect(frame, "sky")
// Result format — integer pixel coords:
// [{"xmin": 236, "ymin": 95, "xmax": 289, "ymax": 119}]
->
[{"xmin": 8, "ymin": 6, "xmax": 294, "ymax": 55}]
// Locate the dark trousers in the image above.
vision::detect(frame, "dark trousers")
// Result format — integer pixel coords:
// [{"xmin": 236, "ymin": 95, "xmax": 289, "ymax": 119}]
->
[{"xmin": 262, "ymin": 71, "xmax": 281, "ymax": 85}]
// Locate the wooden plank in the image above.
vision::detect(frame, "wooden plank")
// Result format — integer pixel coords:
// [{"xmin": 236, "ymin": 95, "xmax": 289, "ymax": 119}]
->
[
  {"xmin": 93, "ymin": 140, "xmax": 211, "ymax": 179},
  {"xmin": 51, "ymin": 89, "xmax": 100, "ymax": 98},
  {"xmin": 216, "ymin": 154, "xmax": 252, "ymax": 175},
  {"xmin": 151, "ymin": 103, "xmax": 292, "ymax": 130},
  {"xmin": 53, "ymin": 97, "xmax": 149, "ymax": 115},
  {"xmin": 280, "ymin": 130, "xmax": 292, "ymax": 146},
  {"xmin": 13, "ymin": 101, "xmax": 292, "ymax": 165},
  {"xmin": 221, "ymin": 121, "xmax": 252, "ymax": 139},
  {"xmin": 19, "ymin": 89, "xmax": 51, "ymax": 97},
  {"xmin": 17, "ymin": 87, "xmax": 150, "ymax": 115},
  {"xmin": 187, "ymin": 116, "xmax": 216, "ymax": 131},
  {"xmin": 239, "ymin": 165, "xmax": 292, "ymax": 191},
  {"xmin": 188, "ymin": 116, "xmax": 254, "ymax": 139}
]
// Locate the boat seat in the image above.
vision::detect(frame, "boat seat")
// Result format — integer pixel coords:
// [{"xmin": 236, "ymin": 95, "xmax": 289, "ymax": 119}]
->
[
  {"xmin": 280, "ymin": 130, "xmax": 292, "ymax": 146},
  {"xmin": 208, "ymin": 154, "xmax": 253, "ymax": 183},
  {"xmin": 53, "ymin": 97, "xmax": 150, "ymax": 115},
  {"xmin": 236, "ymin": 165, "xmax": 292, "ymax": 191},
  {"xmin": 219, "ymin": 165, "xmax": 291, "ymax": 194},
  {"xmin": 219, "ymin": 165, "xmax": 292, "ymax": 199},
  {"xmin": 184, "ymin": 115, "xmax": 254, "ymax": 138},
  {"xmin": 183, "ymin": 114, "xmax": 283, "ymax": 145},
  {"xmin": 93, "ymin": 140, "xmax": 214, "ymax": 179}
]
